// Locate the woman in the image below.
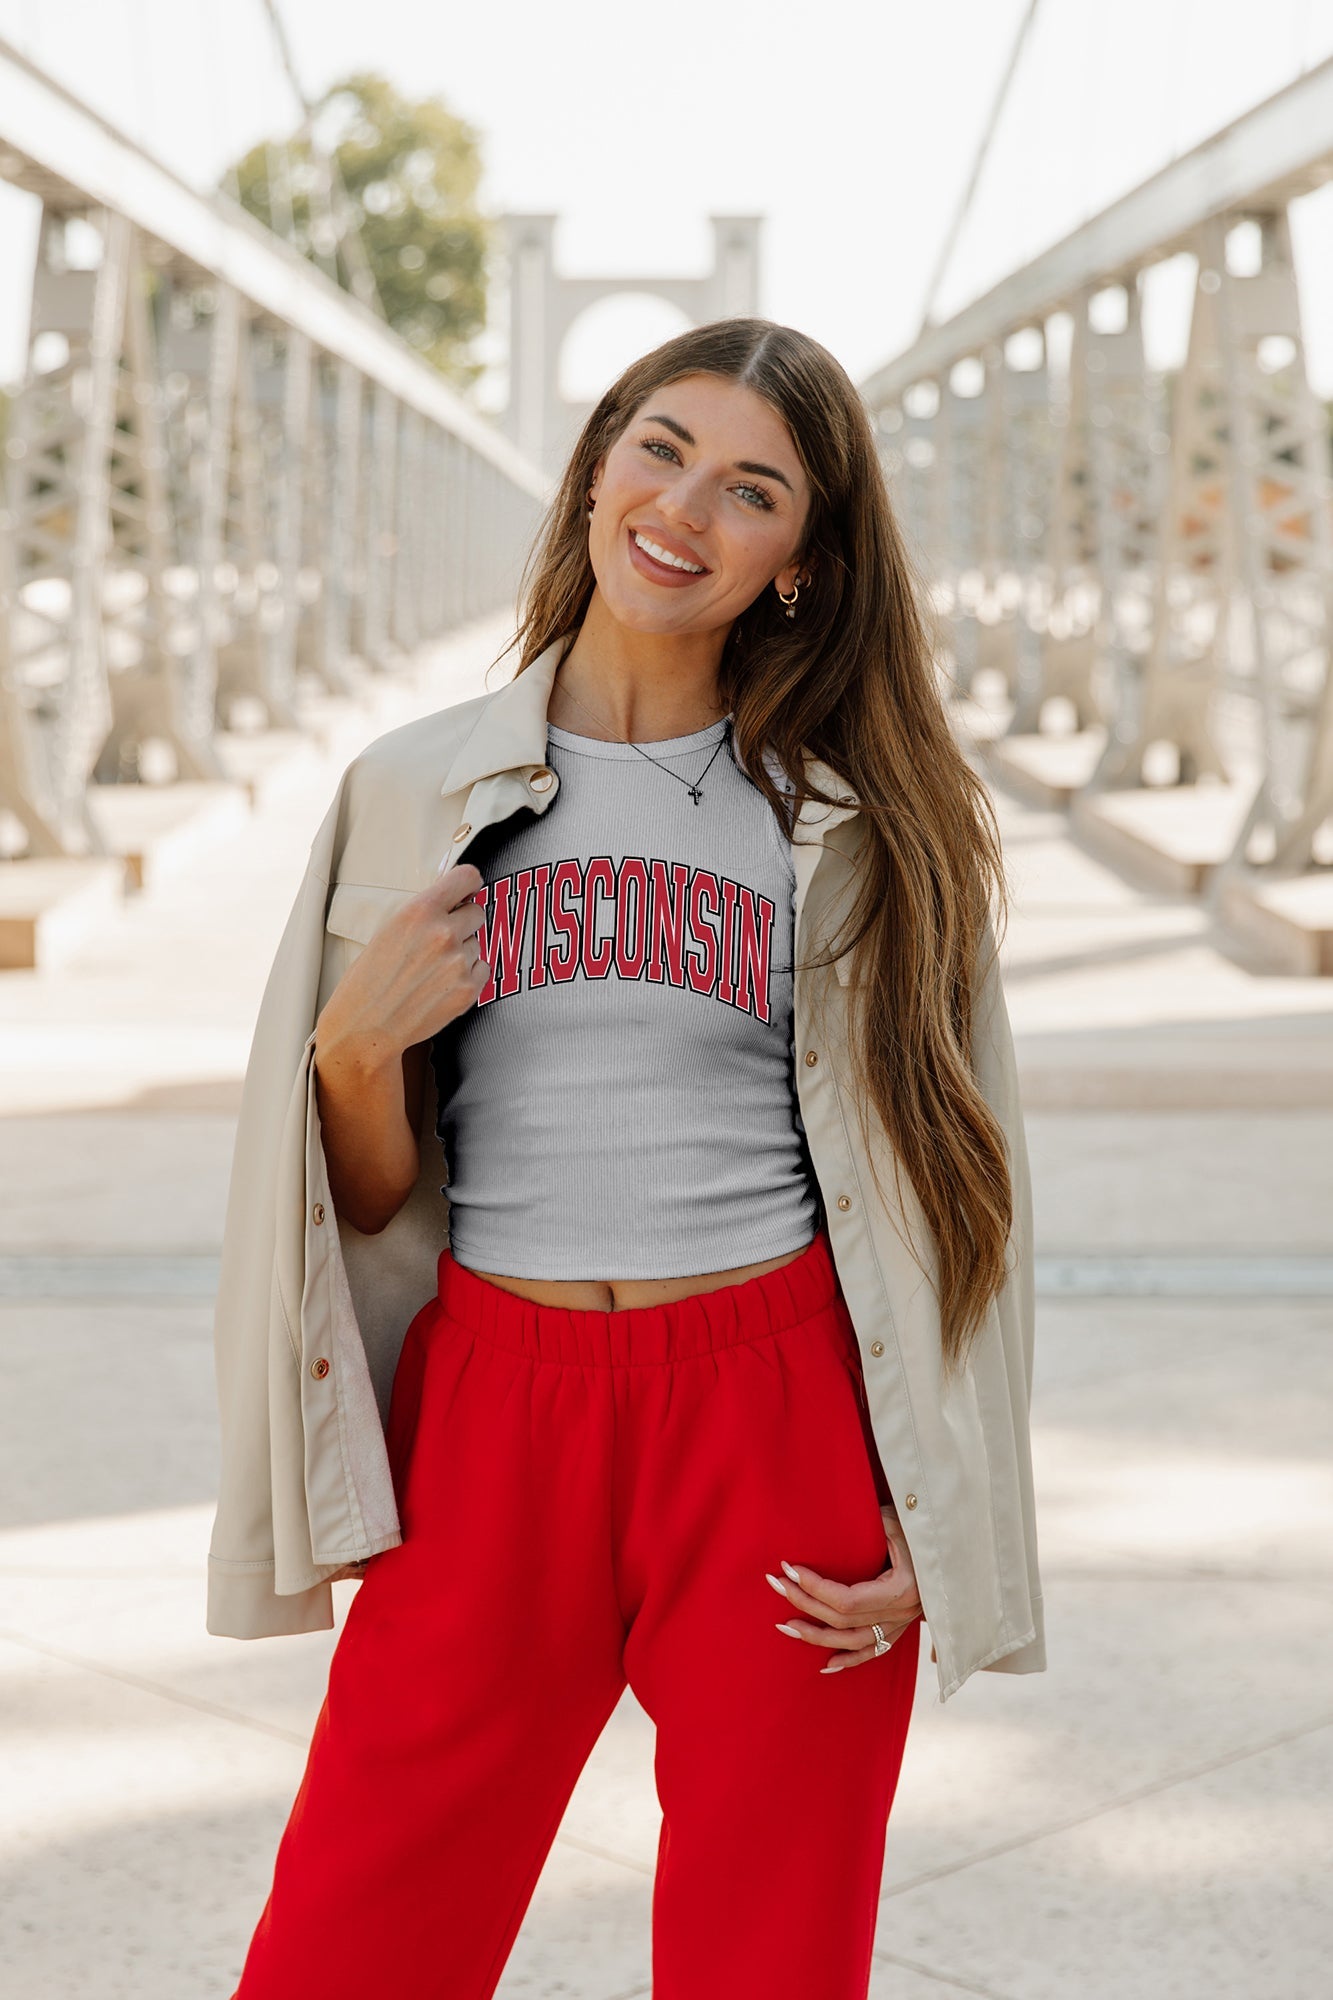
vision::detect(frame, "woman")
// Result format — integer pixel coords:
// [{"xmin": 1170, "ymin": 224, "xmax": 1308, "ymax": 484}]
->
[{"xmin": 213, "ymin": 317, "xmax": 1044, "ymax": 2000}]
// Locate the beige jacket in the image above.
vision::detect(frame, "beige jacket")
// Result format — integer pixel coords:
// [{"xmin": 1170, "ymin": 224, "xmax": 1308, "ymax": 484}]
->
[{"xmin": 206, "ymin": 634, "xmax": 1045, "ymax": 1703}]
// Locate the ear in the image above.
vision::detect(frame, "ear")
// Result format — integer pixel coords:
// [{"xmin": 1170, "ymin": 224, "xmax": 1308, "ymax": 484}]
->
[{"xmin": 774, "ymin": 551, "xmax": 815, "ymax": 594}]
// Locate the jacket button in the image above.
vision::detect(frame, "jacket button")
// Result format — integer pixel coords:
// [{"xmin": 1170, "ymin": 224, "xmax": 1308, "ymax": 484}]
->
[
  {"xmin": 836, "ymin": 1194, "xmax": 852, "ymax": 1211},
  {"xmin": 312, "ymin": 1202, "xmax": 325, "ymax": 1225},
  {"xmin": 903, "ymin": 1492, "xmax": 918, "ymax": 1509},
  {"xmin": 452, "ymin": 822, "xmax": 472, "ymax": 841},
  {"xmin": 310, "ymin": 1357, "xmax": 330, "ymax": 1380},
  {"xmin": 870, "ymin": 1340, "xmax": 885, "ymax": 1357},
  {"xmin": 804, "ymin": 1050, "xmax": 819, "ymax": 1067},
  {"xmin": 529, "ymin": 768, "xmax": 555, "ymax": 792}
]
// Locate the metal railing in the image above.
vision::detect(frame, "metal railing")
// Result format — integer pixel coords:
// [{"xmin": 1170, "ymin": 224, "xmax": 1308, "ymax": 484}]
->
[
  {"xmin": 860, "ymin": 57, "xmax": 1333, "ymax": 881},
  {"xmin": 0, "ymin": 38, "xmax": 549, "ymax": 859}
]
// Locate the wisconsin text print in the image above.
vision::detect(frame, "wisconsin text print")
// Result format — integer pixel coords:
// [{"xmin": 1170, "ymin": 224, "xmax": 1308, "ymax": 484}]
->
[{"xmin": 471, "ymin": 857, "xmax": 776, "ymax": 1022}]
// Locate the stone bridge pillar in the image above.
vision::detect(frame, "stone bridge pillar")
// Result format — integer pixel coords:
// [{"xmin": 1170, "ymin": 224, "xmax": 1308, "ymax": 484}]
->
[{"xmin": 497, "ymin": 213, "xmax": 762, "ymax": 477}]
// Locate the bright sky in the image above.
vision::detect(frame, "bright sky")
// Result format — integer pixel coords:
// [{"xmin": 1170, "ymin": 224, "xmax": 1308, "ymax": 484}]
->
[{"xmin": 2, "ymin": 0, "xmax": 1333, "ymax": 401}]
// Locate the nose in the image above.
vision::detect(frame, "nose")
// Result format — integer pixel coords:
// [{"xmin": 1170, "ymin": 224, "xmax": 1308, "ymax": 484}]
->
[{"xmin": 656, "ymin": 468, "xmax": 710, "ymax": 533}]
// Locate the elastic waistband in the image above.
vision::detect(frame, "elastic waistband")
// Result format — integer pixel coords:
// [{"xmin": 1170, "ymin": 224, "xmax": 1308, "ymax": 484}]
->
[{"xmin": 433, "ymin": 1229, "xmax": 840, "ymax": 1366}]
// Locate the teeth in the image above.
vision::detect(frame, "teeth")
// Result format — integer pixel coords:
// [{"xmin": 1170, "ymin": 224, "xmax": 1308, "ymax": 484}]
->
[{"xmin": 634, "ymin": 530, "xmax": 704, "ymax": 574}]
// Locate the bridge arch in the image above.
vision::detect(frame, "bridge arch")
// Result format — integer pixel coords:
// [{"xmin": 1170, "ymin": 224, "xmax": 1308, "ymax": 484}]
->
[
  {"xmin": 499, "ymin": 212, "xmax": 761, "ymax": 475},
  {"xmin": 557, "ymin": 291, "xmax": 696, "ymax": 406}
]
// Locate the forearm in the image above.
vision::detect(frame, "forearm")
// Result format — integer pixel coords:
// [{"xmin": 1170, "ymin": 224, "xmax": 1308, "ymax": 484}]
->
[{"xmin": 312, "ymin": 1035, "xmax": 420, "ymax": 1235}]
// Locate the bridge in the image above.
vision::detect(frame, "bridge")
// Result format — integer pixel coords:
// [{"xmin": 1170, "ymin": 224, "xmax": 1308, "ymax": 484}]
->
[
  {"xmin": 2, "ymin": 28, "xmax": 1332, "ymax": 969},
  {"xmin": 863, "ymin": 49, "xmax": 1333, "ymax": 970},
  {"xmin": 0, "ymin": 14, "xmax": 1330, "ymax": 1999},
  {"xmin": 0, "ymin": 35, "xmax": 547, "ymax": 930}
]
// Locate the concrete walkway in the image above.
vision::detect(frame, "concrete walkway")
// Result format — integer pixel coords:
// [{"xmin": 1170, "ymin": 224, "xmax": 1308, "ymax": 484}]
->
[{"xmin": 1, "ymin": 614, "xmax": 1329, "ymax": 1998}]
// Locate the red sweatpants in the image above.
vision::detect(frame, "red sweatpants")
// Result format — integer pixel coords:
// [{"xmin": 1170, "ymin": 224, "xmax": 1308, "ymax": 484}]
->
[{"xmin": 232, "ymin": 1227, "xmax": 921, "ymax": 1999}]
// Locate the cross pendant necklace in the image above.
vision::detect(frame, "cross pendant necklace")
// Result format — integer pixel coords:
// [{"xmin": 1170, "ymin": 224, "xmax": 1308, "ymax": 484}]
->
[{"xmin": 554, "ymin": 676, "xmax": 731, "ymax": 805}]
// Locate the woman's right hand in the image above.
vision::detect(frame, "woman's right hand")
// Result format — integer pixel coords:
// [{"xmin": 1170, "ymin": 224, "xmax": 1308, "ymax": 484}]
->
[
  {"xmin": 315, "ymin": 862, "xmax": 489, "ymax": 1068},
  {"xmin": 310, "ymin": 863, "xmax": 490, "ymax": 1234}
]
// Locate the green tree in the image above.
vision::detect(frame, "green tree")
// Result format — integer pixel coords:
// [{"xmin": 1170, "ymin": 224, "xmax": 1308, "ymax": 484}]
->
[{"xmin": 225, "ymin": 72, "xmax": 490, "ymax": 390}]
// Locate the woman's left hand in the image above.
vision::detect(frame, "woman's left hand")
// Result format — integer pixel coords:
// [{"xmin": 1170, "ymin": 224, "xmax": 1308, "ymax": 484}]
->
[{"xmin": 766, "ymin": 1504, "xmax": 924, "ymax": 1674}]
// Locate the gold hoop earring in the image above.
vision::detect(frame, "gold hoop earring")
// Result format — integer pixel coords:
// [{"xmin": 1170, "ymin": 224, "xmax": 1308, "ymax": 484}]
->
[{"xmin": 776, "ymin": 578, "xmax": 800, "ymax": 618}]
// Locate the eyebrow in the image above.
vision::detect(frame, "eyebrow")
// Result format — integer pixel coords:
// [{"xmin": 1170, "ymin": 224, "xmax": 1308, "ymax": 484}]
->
[{"xmin": 639, "ymin": 411, "xmax": 794, "ymax": 494}]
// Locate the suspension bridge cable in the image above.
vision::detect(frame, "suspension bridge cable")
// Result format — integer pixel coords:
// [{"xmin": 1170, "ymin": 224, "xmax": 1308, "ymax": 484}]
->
[
  {"xmin": 915, "ymin": 0, "xmax": 1044, "ymax": 337},
  {"xmin": 255, "ymin": 0, "xmax": 385, "ymax": 316}
]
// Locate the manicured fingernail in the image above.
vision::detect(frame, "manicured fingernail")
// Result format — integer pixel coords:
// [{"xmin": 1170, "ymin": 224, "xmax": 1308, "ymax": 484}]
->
[
  {"xmin": 775, "ymin": 1621, "xmax": 803, "ymax": 1638},
  {"xmin": 780, "ymin": 1560, "xmax": 801, "ymax": 1583},
  {"xmin": 820, "ymin": 1660, "xmax": 843, "ymax": 1674},
  {"xmin": 765, "ymin": 1572, "xmax": 788, "ymax": 1597}
]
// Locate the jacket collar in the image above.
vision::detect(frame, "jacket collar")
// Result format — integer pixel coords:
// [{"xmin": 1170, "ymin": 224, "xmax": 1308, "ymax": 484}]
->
[
  {"xmin": 438, "ymin": 636, "xmax": 570, "ymax": 799},
  {"xmin": 439, "ymin": 630, "xmax": 860, "ymax": 838}
]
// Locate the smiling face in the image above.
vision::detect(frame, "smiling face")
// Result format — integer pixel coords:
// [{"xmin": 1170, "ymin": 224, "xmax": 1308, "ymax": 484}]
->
[{"xmin": 585, "ymin": 372, "xmax": 814, "ymax": 637}]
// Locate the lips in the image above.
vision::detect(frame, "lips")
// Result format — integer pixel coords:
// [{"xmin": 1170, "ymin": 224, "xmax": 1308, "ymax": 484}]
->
[
  {"xmin": 624, "ymin": 524, "xmax": 704, "ymax": 584},
  {"xmin": 632, "ymin": 524, "xmax": 704, "ymax": 572}
]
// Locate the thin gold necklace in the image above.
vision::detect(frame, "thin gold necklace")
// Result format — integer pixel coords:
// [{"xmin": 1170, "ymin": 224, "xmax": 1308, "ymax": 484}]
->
[{"xmin": 553, "ymin": 677, "xmax": 732, "ymax": 807}]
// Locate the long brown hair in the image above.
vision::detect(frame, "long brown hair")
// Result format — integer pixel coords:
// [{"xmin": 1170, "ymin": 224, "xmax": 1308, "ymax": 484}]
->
[{"xmin": 491, "ymin": 317, "xmax": 1012, "ymax": 1374}]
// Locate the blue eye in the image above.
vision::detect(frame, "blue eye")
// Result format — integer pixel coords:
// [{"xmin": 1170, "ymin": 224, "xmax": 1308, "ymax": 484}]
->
[{"xmin": 637, "ymin": 436, "xmax": 776, "ymax": 511}]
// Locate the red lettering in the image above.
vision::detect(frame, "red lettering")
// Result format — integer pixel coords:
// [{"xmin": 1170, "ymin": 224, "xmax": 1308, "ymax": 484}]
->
[
  {"xmin": 546, "ymin": 859, "xmax": 581, "ymax": 981},
  {"xmin": 614, "ymin": 858, "xmax": 649, "ymax": 980},
  {"xmin": 686, "ymin": 871, "xmax": 720, "ymax": 995},
  {"xmin": 582, "ymin": 857, "xmax": 614, "ymax": 979},
  {"xmin": 482, "ymin": 869, "xmax": 531, "ymax": 1002},
  {"xmin": 528, "ymin": 863, "xmax": 550, "ymax": 986},
  {"xmin": 718, "ymin": 877, "xmax": 739, "ymax": 1005},
  {"xmin": 474, "ymin": 886, "xmax": 494, "ymax": 1005},
  {"xmin": 734, "ymin": 889, "xmax": 774, "ymax": 1022},
  {"xmin": 646, "ymin": 860, "xmax": 689, "ymax": 985},
  {"xmin": 475, "ymin": 858, "xmax": 776, "ymax": 1012}
]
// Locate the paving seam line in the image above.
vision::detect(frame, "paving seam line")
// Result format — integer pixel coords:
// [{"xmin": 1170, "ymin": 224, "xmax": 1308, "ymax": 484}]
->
[
  {"xmin": 879, "ymin": 1707, "xmax": 1333, "ymax": 1901},
  {"xmin": 0, "ymin": 1624, "xmax": 308, "ymax": 1747},
  {"xmin": 871, "ymin": 1946, "xmax": 1021, "ymax": 2000}
]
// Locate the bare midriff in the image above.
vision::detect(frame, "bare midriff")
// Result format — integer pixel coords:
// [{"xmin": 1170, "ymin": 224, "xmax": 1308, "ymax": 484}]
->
[{"xmin": 467, "ymin": 1241, "xmax": 812, "ymax": 1312}]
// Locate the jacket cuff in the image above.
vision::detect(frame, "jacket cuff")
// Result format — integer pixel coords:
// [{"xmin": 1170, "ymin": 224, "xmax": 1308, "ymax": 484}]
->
[
  {"xmin": 982, "ymin": 1624, "xmax": 1047, "ymax": 1675},
  {"xmin": 206, "ymin": 1558, "xmax": 335, "ymax": 1640}
]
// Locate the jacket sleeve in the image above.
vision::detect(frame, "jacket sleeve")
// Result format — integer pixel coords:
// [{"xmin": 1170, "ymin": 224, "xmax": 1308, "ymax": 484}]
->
[
  {"xmin": 972, "ymin": 912, "xmax": 1036, "ymax": 1405},
  {"xmin": 970, "ymin": 911, "xmax": 1045, "ymax": 1676},
  {"xmin": 206, "ymin": 784, "xmax": 347, "ymax": 1639}
]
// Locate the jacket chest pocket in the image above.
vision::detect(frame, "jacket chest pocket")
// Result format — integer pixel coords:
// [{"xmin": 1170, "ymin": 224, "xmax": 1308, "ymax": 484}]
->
[{"xmin": 320, "ymin": 881, "xmax": 423, "ymax": 1009}]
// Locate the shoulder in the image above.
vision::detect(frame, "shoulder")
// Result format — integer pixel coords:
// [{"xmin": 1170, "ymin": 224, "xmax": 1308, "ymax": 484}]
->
[
  {"xmin": 308, "ymin": 682, "xmax": 507, "ymax": 887},
  {"xmin": 344, "ymin": 685, "xmax": 497, "ymax": 800},
  {"xmin": 757, "ymin": 743, "xmax": 798, "ymax": 799}
]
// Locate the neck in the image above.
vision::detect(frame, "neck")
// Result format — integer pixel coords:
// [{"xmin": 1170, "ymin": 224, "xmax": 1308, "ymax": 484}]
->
[{"xmin": 551, "ymin": 590, "xmax": 730, "ymax": 742}]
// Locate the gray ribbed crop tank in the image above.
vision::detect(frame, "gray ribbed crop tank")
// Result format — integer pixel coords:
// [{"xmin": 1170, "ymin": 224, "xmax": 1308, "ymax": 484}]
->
[{"xmin": 430, "ymin": 715, "xmax": 822, "ymax": 1279}]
